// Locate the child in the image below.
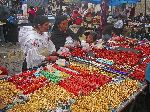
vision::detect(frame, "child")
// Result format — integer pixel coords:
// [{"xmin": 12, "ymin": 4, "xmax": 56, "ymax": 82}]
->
[{"xmin": 81, "ymin": 31, "xmax": 98, "ymax": 51}]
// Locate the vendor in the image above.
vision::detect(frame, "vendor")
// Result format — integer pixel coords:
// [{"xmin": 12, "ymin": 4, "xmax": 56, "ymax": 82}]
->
[
  {"xmin": 51, "ymin": 15, "xmax": 80, "ymax": 51},
  {"xmin": 113, "ymin": 15, "xmax": 124, "ymax": 36},
  {"xmin": 19, "ymin": 15, "xmax": 57, "ymax": 71}
]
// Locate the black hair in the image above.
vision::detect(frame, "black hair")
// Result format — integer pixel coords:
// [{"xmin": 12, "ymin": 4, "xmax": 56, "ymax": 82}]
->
[
  {"xmin": 52, "ymin": 15, "xmax": 68, "ymax": 30},
  {"xmin": 32, "ymin": 15, "xmax": 49, "ymax": 28},
  {"xmin": 55, "ymin": 15, "xmax": 68, "ymax": 25},
  {"xmin": 85, "ymin": 31, "xmax": 98, "ymax": 42},
  {"xmin": 90, "ymin": 31, "xmax": 98, "ymax": 42}
]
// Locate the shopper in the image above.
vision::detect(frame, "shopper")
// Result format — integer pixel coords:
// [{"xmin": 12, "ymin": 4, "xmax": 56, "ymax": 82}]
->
[
  {"xmin": 19, "ymin": 15, "xmax": 57, "ymax": 71},
  {"xmin": 51, "ymin": 15, "xmax": 80, "ymax": 51},
  {"xmin": 81, "ymin": 31, "xmax": 98, "ymax": 51},
  {"xmin": 5, "ymin": 9, "xmax": 18, "ymax": 43},
  {"xmin": 113, "ymin": 15, "xmax": 124, "ymax": 36},
  {"xmin": 0, "ymin": 5, "xmax": 9, "ymax": 42}
]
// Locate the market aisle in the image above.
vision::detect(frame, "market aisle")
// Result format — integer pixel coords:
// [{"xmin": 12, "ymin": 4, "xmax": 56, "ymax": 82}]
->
[{"xmin": 0, "ymin": 42, "xmax": 24, "ymax": 76}]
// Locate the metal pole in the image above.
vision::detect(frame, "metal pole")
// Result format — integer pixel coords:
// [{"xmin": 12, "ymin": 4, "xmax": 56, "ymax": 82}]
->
[
  {"xmin": 144, "ymin": 0, "xmax": 146, "ymax": 17},
  {"xmin": 144, "ymin": 0, "xmax": 147, "ymax": 25},
  {"xmin": 100, "ymin": 0, "xmax": 109, "ymax": 29}
]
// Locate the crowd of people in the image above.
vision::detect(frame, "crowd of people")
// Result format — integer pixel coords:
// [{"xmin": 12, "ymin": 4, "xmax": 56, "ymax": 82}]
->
[{"xmin": 0, "ymin": 4, "xmax": 150, "ymax": 74}]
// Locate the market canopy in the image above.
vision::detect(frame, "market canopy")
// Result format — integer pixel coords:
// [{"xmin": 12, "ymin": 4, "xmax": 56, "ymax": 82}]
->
[
  {"xmin": 85, "ymin": 0, "xmax": 139, "ymax": 6},
  {"xmin": 109, "ymin": 0, "xmax": 139, "ymax": 6}
]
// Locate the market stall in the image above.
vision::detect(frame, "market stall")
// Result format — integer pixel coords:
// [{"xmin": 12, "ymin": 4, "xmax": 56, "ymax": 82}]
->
[{"xmin": 0, "ymin": 35, "xmax": 150, "ymax": 112}]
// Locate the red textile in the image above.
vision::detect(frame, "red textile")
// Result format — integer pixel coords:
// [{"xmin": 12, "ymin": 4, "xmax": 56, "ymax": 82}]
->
[
  {"xmin": 71, "ymin": 10, "xmax": 83, "ymax": 25},
  {"xmin": 0, "ymin": 66, "xmax": 8, "ymax": 75}
]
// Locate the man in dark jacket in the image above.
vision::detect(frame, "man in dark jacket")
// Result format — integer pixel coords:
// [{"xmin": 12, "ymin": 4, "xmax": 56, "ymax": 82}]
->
[{"xmin": 0, "ymin": 5, "xmax": 9, "ymax": 42}]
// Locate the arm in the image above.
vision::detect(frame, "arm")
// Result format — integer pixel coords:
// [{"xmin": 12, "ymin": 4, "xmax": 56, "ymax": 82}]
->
[
  {"xmin": 26, "ymin": 47, "xmax": 46, "ymax": 68},
  {"xmin": 48, "ymin": 39, "xmax": 56, "ymax": 54},
  {"xmin": 24, "ymin": 39, "xmax": 46, "ymax": 68}
]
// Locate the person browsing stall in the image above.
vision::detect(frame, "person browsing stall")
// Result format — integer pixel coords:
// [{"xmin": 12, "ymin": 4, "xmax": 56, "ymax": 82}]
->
[
  {"xmin": 113, "ymin": 15, "xmax": 124, "ymax": 36},
  {"xmin": 19, "ymin": 15, "xmax": 57, "ymax": 71},
  {"xmin": 51, "ymin": 15, "xmax": 80, "ymax": 51},
  {"xmin": 81, "ymin": 31, "xmax": 98, "ymax": 51}
]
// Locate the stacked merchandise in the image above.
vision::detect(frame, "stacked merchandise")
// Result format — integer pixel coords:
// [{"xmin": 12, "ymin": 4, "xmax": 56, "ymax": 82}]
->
[{"xmin": 0, "ymin": 36, "xmax": 150, "ymax": 112}]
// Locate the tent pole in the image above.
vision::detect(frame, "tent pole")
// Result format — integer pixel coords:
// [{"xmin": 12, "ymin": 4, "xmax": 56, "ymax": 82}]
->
[
  {"xmin": 144, "ymin": 0, "xmax": 147, "ymax": 25},
  {"xmin": 144, "ymin": 0, "xmax": 146, "ymax": 17}
]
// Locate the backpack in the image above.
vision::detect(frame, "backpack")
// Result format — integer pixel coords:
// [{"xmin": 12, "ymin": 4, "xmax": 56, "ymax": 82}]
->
[{"xmin": 7, "ymin": 15, "xmax": 18, "ymax": 24}]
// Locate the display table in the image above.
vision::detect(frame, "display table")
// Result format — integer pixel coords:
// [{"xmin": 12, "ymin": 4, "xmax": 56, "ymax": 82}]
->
[{"xmin": 0, "ymin": 36, "xmax": 150, "ymax": 112}]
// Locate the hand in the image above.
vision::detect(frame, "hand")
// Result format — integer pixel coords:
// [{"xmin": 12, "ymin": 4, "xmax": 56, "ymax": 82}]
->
[
  {"xmin": 74, "ymin": 41, "xmax": 80, "ymax": 47},
  {"xmin": 51, "ymin": 52, "xmax": 58, "ymax": 56},
  {"xmin": 64, "ymin": 45, "xmax": 72, "ymax": 49},
  {"xmin": 47, "ymin": 56, "xmax": 58, "ymax": 62}
]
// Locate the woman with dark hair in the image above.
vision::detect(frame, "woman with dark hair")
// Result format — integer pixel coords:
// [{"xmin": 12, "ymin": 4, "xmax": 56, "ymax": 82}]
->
[
  {"xmin": 113, "ymin": 15, "xmax": 124, "ymax": 36},
  {"xmin": 19, "ymin": 15, "xmax": 57, "ymax": 71},
  {"xmin": 81, "ymin": 31, "xmax": 98, "ymax": 51},
  {"xmin": 51, "ymin": 15, "xmax": 80, "ymax": 51}
]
